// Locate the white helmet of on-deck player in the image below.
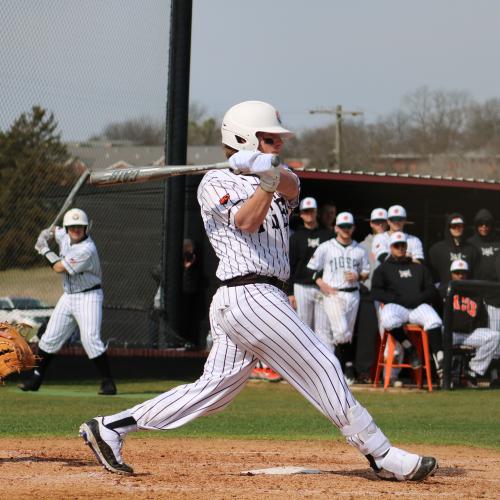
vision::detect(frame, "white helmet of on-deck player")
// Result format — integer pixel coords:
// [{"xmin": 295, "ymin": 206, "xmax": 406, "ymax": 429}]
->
[
  {"xmin": 221, "ymin": 100, "xmax": 293, "ymax": 151},
  {"xmin": 63, "ymin": 208, "xmax": 89, "ymax": 229}
]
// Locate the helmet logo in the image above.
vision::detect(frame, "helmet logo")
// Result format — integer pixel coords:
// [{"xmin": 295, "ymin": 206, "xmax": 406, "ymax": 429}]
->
[
  {"xmin": 276, "ymin": 110, "xmax": 282, "ymax": 124},
  {"xmin": 72, "ymin": 214, "xmax": 79, "ymax": 220}
]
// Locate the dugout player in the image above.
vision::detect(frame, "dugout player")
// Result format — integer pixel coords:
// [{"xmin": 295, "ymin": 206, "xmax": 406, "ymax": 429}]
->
[
  {"xmin": 288, "ymin": 196, "xmax": 333, "ymax": 343},
  {"xmin": 446, "ymin": 259, "xmax": 500, "ymax": 388},
  {"xmin": 372, "ymin": 205, "xmax": 424, "ymax": 264},
  {"xmin": 80, "ymin": 100, "xmax": 437, "ymax": 481},
  {"xmin": 307, "ymin": 211, "xmax": 369, "ymax": 384},
  {"xmin": 20, "ymin": 208, "xmax": 116, "ymax": 395},
  {"xmin": 371, "ymin": 232, "xmax": 444, "ymax": 378},
  {"xmin": 467, "ymin": 209, "xmax": 500, "ymax": 335},
  {"xmin": 428, "ymin": 213, "xmax": 481, "ymax": 296}
]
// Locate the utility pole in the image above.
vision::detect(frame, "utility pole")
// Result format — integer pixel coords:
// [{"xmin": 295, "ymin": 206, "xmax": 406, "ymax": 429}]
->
[{"xmin": 309, "ymin": 105, "xmax": 363, "ymax": 170}]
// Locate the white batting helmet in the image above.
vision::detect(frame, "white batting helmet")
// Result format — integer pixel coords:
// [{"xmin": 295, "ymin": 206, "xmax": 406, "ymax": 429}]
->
[
  {"xmin": 63, "ymin": 208, "xmax": 89, "ymax": 228},
  {"xmin": 221, "ymin": 100, "xmax": 293, "ymax": 151}
]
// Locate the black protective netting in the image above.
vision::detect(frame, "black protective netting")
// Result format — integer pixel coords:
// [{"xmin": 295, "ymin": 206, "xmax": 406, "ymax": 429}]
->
[{"xmin": 0, "ymin": 1, "xmax": 170, "ymax": 347}]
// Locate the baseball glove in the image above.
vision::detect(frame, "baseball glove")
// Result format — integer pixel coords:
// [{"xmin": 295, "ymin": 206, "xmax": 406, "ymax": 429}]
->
[{"xmin": 0, "ymin": 322, "xmax": 39, "ymax": 382}]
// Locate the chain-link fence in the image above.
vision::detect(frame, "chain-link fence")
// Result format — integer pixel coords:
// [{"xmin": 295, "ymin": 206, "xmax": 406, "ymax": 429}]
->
[{"xmin": 0, "ymin": 1, "xmax": 171, "ymax": 348}]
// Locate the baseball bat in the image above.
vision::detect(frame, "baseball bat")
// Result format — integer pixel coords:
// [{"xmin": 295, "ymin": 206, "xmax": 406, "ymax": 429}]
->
[
  {"xmin": 89, "ymin": 155, "xmax": 281, "ymax": 186},
  {"xmin": 49, "ymin": 169, "xmax": 91, "ymax": 229}
]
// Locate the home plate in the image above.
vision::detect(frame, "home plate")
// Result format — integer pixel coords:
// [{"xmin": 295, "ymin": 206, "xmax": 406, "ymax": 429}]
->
[{"xmin": 241, "ymin": 466, "xmax": 322, "ymax": 476}]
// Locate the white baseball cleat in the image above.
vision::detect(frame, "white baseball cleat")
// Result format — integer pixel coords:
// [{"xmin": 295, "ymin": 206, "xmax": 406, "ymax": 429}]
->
[
  {"xmin": 79, "ymin": 416, "xmax": 133, "ymax": 475},
  {"xmin": 369, "ymin": 447, "xmax": 438, "ymax": 481}
]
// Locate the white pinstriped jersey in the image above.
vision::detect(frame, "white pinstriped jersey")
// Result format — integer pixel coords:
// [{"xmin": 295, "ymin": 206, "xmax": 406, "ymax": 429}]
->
[
  {"xmin": 54, "ymin": 227, "xmax": 101, "ymax": 293},
  {"xmin": 372, "ymin": 232, "xmax": 424, "ymax": 261},
  {"xmin": 307, "ymin": 239, "xmax": 369, "ymax": 289},
  {"xmin": 197, "ymin": 169, "xmax": 299, "ymax": 281}
]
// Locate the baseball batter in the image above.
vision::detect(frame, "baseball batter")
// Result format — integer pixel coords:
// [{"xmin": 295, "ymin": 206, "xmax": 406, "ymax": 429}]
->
[
  {"xmin": 80, "ymin": 100, "xmax": 437, "ymax": 481},
  {"xmin": 372, "ymin": 205, "xmax": 424, "ymax": 263},
  {"xmin": 307, "ymin": 211, "xmax": 369, "ymax": 353},
  {"xmin": 20, "ymin": 208, "xmax": 116, "ymax": 395}
]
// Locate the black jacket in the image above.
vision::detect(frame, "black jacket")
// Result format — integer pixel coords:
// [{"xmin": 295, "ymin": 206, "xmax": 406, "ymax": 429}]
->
[
  {"xmin": 288, "ymin": 226, "xmax": 335, "ymax": 290},
  {"xmin": 371, "ymin": 256, "xmax": 438, "ymax": 309},
  {"xmin": 467, "ymin": 209, "xmax": 500, "ymax": 281},
  {"xmin": 428, "ymin": 212, "xmax": 481, "ymax": 294}
]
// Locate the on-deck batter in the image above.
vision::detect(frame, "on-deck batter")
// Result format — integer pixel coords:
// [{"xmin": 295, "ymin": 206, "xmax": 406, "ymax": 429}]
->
[
  {"xmin": 79, "ymin": 100, "xmax": 437, "ymax": 481},
  {"xmin": 20, "ymin": 208, "xmax": 117, "ymax": 395}
]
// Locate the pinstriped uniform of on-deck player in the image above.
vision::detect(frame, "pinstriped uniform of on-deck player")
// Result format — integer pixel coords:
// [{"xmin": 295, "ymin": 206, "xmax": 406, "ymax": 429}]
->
[
  {"xmin": 79, "ymin": 100, "xmax": 438, "ymax": 482},
  {"xmin": 307, "ymin": 211, "xmax": 370, "ymax": 351},
  {"xmin": 23, "ymin": 208, "xmax": 117, "ymax": 395}
]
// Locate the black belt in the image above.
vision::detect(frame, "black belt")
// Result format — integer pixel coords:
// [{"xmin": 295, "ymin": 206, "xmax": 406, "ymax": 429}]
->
[
  {"xmin": 337, "ymin": 287, "xmax": 359, "ymax": 292},
  {"xmin": 221, "ymin": 273, "xmax": 287, "ymax": 291},
  {"xmin": 80, "ymin": 284, "xmax": 102, "ymax": 293}
]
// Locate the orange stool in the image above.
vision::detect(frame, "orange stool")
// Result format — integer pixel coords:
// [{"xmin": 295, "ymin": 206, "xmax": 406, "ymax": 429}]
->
[{"xmin": 373, "ymin": 324, "xmax": 433, "ymax": 391}]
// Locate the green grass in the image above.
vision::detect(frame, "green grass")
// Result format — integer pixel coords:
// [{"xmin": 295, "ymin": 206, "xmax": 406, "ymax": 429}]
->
[{"xmin": 1, "ymin": 379, "xmax": 499, "ymax": 449}]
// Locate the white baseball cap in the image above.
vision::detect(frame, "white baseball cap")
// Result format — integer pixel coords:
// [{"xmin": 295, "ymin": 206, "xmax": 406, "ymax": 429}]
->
[
  {"xmin": 388, "ymin": 205, "xmax": 407, "ymax": 219},
  {"xmin": 389, "ymin": 232, "xmax": 407, "ymax": 245},
  {"xmin": 450, "ymin": 216, "xmax": 464, "ymax": 225},
  {"xmin": 336, "ymin": 211, "xmax": 354, "ymax": 226},
  {"xmin": 370, "ymin": 208, "xmax": 388, "ymax": 221},
  {"xmin": 450, "ymin": 259, "xmax": 469, "ymax": 272},
  {"xmin": 299, "ymin": 197, "xmax": 317, "ymax": 211}
]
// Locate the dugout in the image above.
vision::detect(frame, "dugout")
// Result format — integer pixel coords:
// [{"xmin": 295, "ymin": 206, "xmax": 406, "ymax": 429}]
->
[{"xmin": 45, "ymin": 169, "xmax": 500, "ymax": 351}]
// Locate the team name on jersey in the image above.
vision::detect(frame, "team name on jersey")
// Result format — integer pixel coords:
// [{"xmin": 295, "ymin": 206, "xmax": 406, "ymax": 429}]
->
[
  {"xmin": 450, "ymin": 252, "xmax": 464, "ymax": 261},
  {"xmin": 258, "ymin": 196, "xmax": 288, "ymax": 233},
  {"xmin": 308, "ymin": 237, "xmax": 320, "ymax": 248},
  {"xmin": 328, "ymin": 256, "xmax": 360, "ymax": 271},
  {"xmin": 399, "ymin": 269, "xmax": 412, "ymax": 278}
]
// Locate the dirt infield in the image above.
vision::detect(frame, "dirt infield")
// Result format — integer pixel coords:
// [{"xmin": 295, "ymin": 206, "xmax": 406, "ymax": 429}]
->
[{"xmin": 1, "ymin": 438, "xmax": 499, "ymax": 499}]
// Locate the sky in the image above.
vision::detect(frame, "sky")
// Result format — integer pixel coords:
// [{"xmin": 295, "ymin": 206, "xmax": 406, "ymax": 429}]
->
[{"xmin": 1, "ymin": 0, "xmax": 500, "ymax": 141}]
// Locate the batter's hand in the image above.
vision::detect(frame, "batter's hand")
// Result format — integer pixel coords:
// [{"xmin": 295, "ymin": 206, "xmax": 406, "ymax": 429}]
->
[
  {"xmin": 288, "ymin": 295, "xmax": 297, "ymax": 310},
  {"xmin": 229, "ymin": 151, "xmax": 277, "ymax": 175}
]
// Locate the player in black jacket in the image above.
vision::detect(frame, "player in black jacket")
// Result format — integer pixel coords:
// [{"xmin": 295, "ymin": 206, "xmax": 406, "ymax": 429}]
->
[
  {"xmin": 371, "ymin": 232, "xmax": 444, "ymax": 377},
  {"xmin": 428, "ymin": 213, "xmax": 481, "ymax": 296},
  {"xmin": 446, "ymin": 259, "xmax": 500, "ymax": 388}
]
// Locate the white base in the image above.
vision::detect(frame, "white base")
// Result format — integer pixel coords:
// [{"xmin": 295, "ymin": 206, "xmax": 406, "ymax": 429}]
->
[{"xmin": 241, "ymin": 466, "xmax": 322, "ymax": 476}]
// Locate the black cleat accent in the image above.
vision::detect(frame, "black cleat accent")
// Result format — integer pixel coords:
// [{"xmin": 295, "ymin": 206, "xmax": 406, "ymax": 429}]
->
[
  {"xmin": 18, "ymin": 374, "xmax": 42, "ymax": 392},
  {"xmin": 410, "ymin": 456, "xmax": 438, "ymax": 481}
]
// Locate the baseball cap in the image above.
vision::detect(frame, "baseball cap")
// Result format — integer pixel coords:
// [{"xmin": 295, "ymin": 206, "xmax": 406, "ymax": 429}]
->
[
  {"xmin": 389, "ymin": 232, "xmax": 407, "ymax": 245},
  {"xmin": 336, "ymin": 212, "xmax": 354, "ymax": 226},
  {"xmin": 450, "ymin": 216, "xmax": 464, "ymax": 225},
  {"xmin": 450, "ymin": 259, "xmax": 469, "ymax": 272},
  {"xmin": 299, "ymin": 197, "xmax": 317, "ymax": 211},
  {"xmin": 388, "ymin": 205, "xmax": 407, "ymax": 219},
  {"xmin": 370, "ymin": 208, "xmax": 388, "ymax": 221}
]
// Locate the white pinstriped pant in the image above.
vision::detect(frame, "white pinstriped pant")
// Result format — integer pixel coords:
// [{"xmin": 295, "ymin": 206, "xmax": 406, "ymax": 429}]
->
[
  {"xmin": 322, "ymin": 291, "xmax": 360, "ymax": 346},
  {"xmin": 130, "ymin": 283, "xmax": 359, "ymax": 431},
  {"xmin": 379, "ymin": 303, "xmax": 442, "ymax": 331},
  {"xmin": 453, "ymin": 329, "xmax": 500, "ymax": 375},
  {"xmin": 293, "ymin": 283, "xmax": 332, "ymax": 350},
  {"xmin": 39, "ymin": 289, "xmax": 106, "ymax": 359}
]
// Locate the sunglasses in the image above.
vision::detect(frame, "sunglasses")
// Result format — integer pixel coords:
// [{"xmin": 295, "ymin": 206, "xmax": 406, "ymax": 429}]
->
[
  {"xmin": 392, "ymin": 242, "xmax": 407, "ymax": 249},
  {"xmin": 371, "ymin": 220, "xmax": 386, "ymax": 224},
  {"xmin": 337, "ymin": 224, "xmax": 353, "ymax": 230},
  {"xmin": 449, "ymin": 224, "xmax": 464, "ymax": 229},
  {"xmin": 262, "ymin": 137, "xmax": 276, "ymax": 145}
]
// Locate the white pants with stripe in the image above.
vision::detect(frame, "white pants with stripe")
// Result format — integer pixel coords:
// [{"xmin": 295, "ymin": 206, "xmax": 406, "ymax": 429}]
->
[
  {"xmin": 322, "ymin": 291, "xmax": 360, "ymax": 346},
  {"xmin": 129, "ymin": 283, "xmax": 360, "ymax": 432},
  {"xmin": 453, "ymin": 329, "xmax": 500, "ymax": 375},
  {"xmin": 294, "ymin": 283, "xmax": 332, "ymax": 350},
  {"xmin": 39, "ymin": 289, "xmax": 106, "ymax": 359},
  {"xmin": 379, "ymin": 303, "xmax": 442, "ymax": 331}
]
